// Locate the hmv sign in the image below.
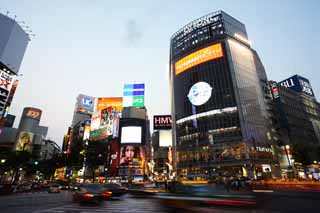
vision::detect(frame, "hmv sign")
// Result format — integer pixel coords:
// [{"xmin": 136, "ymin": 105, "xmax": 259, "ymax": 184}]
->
[
  {"xmin": 279, "ymin": 75, "xmax": 314, "ymax": 97},
  {"xmin": 154, "ymin": 115, "xmax": 172, "ymax": 130}
]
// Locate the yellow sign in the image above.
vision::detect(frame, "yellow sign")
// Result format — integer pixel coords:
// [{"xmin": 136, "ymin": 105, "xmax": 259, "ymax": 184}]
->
[{"xmin": 175, "ymin": 43, "xmax": 223, "ymax": 75}]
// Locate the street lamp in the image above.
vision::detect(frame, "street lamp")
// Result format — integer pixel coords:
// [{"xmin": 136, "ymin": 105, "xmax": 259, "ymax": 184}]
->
[{"xmin": 1, "ymin": 159, "xmax": 6, "ymax": 164}]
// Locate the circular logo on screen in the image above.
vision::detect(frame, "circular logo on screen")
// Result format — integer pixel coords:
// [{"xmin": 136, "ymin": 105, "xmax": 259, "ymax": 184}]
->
[
  {"xmin": 187, "ymin": 82, "xmax": 212, "ymax": 106},
  {"xmin": 82, "ymin": 97, "xmax": 93, "ymax": 108}
]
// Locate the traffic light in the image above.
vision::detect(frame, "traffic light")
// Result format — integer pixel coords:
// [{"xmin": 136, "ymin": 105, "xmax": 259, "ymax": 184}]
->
[{"xmin": 34, "ymin": 161, "xmax": 38, "ymax": 165}]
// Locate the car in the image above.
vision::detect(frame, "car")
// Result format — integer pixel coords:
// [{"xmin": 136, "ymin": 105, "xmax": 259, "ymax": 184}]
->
[
  {"xmin": 103, "ymin": 183, "xmax": 128, "ymax": 197},
  {"xmin": 72, "ymin": 184, "xmax": 112, "ymax": 204},
  {"xmin": 70, "ymin": 183, "xmax": 81, "ymax": 191},
  {"xmin": 48, "ymin": 183, "xmax": 60, "ymax": 193}
]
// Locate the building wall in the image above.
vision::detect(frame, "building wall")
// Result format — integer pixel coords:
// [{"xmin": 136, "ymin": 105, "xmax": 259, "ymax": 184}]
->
[
  {"xmin": 170, "ymin": 11, "xmax": 274, "ymax": 179},
  {"xmin": 0, "ymin": 13, "xmax": 29, "ymax": 74}
]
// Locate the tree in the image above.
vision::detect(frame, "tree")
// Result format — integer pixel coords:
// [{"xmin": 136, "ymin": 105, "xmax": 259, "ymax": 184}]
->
[{"xmin": 291, "ymin": 143, "xmax": 312, "ymax": 166}]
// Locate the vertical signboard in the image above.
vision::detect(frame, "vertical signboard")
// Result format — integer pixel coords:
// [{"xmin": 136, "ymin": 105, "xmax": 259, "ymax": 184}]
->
[
  {"xmin": 123, "ymin": 84, "xmax": 145, "ymax": 107},
  {"xmin": 3, "ymin": 79, "xmax": 19, "ymax": 117},
  {"xmin": 0, "ymin": 70, "xmax": 15, "ymax": 118}
]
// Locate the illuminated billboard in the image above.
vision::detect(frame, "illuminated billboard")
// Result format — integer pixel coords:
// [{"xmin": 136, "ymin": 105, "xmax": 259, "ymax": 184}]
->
[
  {"xmin": 0, "ymin": 70, "xmax": 15, "ymax": 117},
  {"xmin": 90, "ymin": 128, "xmax": 109, "ymax": 141},
  {"xmin": 120, "ymin": 126, "xmax": 142, "ymax": 143},
  {"xmin": 23, "ymin": 107, "xmax": 42, "ymax": 120},
  {"xmin": 159, "ymin": 130, "xmax": 173, "ymax": 147},
  {"xmin": 154, "ymin": 115, "xmax": 172, "ymax": 130},
  {"xmin": 83, "ymin": 123, "xmax": 91, "ymax": 140},
  {"xmin": 123, "ymin": 84, "xmax": 145, "ymax": 108},
  {"xmin": 279, "ymin": 75, "xmax": 314, "ymax": 97},
  {"xmin": 90, "ymin": 108, "xmax": 121, "ymax": 140},
  {"xmin": 96, "ymin": 97, "xmax": 123, "ymax": 111},
  {"xmin": 15, "ymin": 131, "xmax": 34, "ymax": 152},
  {"xmin": 187, "ymin": 82, "xmax": 212, "ymax": 106},
  {"xmin": 175, "ymin": 43, "xmax": 223, "ymax": 75},
  {"xmin": 75, "ymin": 94, "xmax": 95, "ymax": 115},
  {"xmin": 3, "ymin": 79, "xmax": 19, "ymax": 118},
  {"xmin": 90, "ymin": 111, "xmax": 101, "ymax": 131},
  {"xmin": 119, "ymin": 145, "xmax": 145, "ymax": 167}
]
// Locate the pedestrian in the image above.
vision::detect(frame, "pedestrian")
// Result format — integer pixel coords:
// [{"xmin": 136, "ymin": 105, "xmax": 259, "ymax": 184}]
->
[{"xmin": 225, "ymin": 177, "xmax": 230, "ymax": 192}]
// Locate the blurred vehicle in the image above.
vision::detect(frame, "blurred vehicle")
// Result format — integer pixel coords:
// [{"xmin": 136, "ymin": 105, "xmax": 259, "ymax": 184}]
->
[
  {"xmin": 0, "ymin": 184, "xmax": 14, "ymax": 195},
  {"xmin": 48, "ymin": 183, "xmax": 60, "ymax": 193},
  {"xmin": 59, "ymin": 182, "xmax": 70, "ymax": 190},
  {"xmin": 17, "ymin": 182, "xmax": 32, "ymax": 192},
  {"xmin": 103, "ymin": 183, "xmax": 128, "ymax": 197},
  {"xmin": 72, "ymin": 184, "xmax": 112, "ymax": 204},
  {"xmin": 70, "ymin": 183, "xmax": 81, "ymax": 191}
]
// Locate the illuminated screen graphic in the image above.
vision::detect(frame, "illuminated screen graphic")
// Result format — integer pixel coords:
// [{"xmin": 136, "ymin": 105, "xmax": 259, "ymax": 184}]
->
[
  {"xmin": 187, "ymin": 82, "xmax": 212, "ymax": 106},
  {"xmin": 121, "ymin": 126, "xmax": 142, "ymax": 143},
  {"xmin": 175, "ymin": 43, "xmax": 223, "ymax": 75}
]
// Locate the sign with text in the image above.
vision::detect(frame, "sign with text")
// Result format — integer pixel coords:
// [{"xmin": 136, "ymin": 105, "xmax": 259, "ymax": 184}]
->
[
  {"xmin": 154, "ymin": 115, "xmax": 172, "ymax": 130},
  {"xmin": 0, "ymin": 70, "xmax": 15, "ymax": 117},
  {"xmin": 279, "ymin": 75, "xmax": 314, "ymax": 97},
  {"xmin": 24, "ymin": 108, "xmax": 42, "ymax": 120},
  {"xmin": 96, "ymin": 97, "xmax": 123, "ymax": 111},
  {"xmin": 175, "ymin": 43, "xmax": 223, "ymax": 75},
  {"xmin": 123, "ymin": 84, "xmax": 145, "ymax": 108}
]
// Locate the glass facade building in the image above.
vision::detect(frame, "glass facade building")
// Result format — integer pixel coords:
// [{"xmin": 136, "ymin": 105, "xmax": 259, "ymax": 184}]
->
[{"xmin": 170, "ymin": 11, "xmax": 275, "ymax": 180}]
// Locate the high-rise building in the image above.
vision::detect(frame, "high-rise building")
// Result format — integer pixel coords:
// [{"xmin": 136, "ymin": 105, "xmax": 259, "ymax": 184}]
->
[
  {"xmin": 170, "ymin": 11, "xmax": 276, "ymax": 180},
  {"xmin": 0, "ymin": 13, "xmax": 30, "ymax": 120},
  {"xmin": 269, "ymin": 76, "xmax": 320, "ymax": 178}
]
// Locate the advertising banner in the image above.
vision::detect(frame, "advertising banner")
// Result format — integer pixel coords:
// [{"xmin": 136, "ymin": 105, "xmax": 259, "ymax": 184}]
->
[
  {"xmin": 15, "ymin": 131, "xmax": 34, "ymax": 152},
  {"xmin": 2, "ymin": 79, "xmax": 19, "ymax": 117},
  {"xmin": 154, "ymin": 115, "xmax": 172, "ymax": 130},
  {"xmin": 23, "ymin": 108, "xmax": 42, "ymax": 120},
  {"xmin": 0, "ymin": 70, "xmax": 15, "ymax": 117},
  {"xmin": 279, "ymin": 75, "xmax": 314, "ymax": 97},
  {"xmin": 90, "ymin": 128, "xmax": 109, "ymax": 141},
  {"xmin": 123, "ymin": 84, "xmax": 145, "ymax": 107},
  {"xmin": 175, "ymin": 43, "xmax": 223, "ymax": 75},
  {"xmin": 75, "ymin": 94, "xmax": 95, "ymax": 115},
  {"xmin": 119, "ymin": 145, "xmax": 145, "ymax": 167},
  {"xmin": 96, "ymin": 97, "xmax": 123, "ymax": 111},
  {"xmin": 90, "ymin": 111, "xmax": 101, "ymax": 131},
  {"xmin": 120, "ymin": 126, "xmax": 142, "ymax": 144},
  {"xmin": 159, "ymin": 130, "xmax": 173, "ymax": 147}
]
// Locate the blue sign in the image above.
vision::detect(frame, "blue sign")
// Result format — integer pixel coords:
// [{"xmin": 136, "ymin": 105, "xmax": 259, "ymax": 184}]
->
[
  {"xmin": 123, "ymin": 84, "xmax": 145, "ymax": 96},
  {"xmin": 279, "ymin": 75, "xmax": 314, "ymax": 97},
  {"xmin": 82, "ymin": 97, "xmax": 93, "ymax": 108}
]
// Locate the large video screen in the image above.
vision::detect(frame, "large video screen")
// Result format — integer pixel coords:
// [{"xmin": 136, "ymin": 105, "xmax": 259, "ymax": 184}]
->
[
  {"xmin": 121, "ymin": 126, "xmax": 142, "ymax": 143},
  {"xmin": 159, "ymin": 130, "xmax": 173, "ymax": 147}
]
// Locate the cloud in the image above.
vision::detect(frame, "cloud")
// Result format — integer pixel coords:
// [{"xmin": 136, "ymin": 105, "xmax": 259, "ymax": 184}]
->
[{"xmin": 123, "ymin": 19, "xmax": 142, "ymax": 47}]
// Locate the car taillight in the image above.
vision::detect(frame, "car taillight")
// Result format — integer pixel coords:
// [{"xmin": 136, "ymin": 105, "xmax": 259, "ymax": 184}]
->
[
  {"xmin": 83, "ymin": 193, "xmax": 94, "ymax": 198},
  {"xmin": 102, "ymin": 191, "xmax": 112, "ymax": 196}
]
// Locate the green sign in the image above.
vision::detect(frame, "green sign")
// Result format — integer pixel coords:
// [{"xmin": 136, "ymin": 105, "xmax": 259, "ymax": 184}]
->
[
  {"xmin": 133, "ymin": 96, "xmax": 144, "ymax": 107},
  {"xmin": 90, "ymin": 128, "xmax": 108, "ymax": 141}
]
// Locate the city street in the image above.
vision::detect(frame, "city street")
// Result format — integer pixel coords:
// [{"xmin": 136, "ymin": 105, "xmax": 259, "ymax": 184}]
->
[{"xmin": 1, "ymin": 190, "xmax": 320, "ymax": 213}]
